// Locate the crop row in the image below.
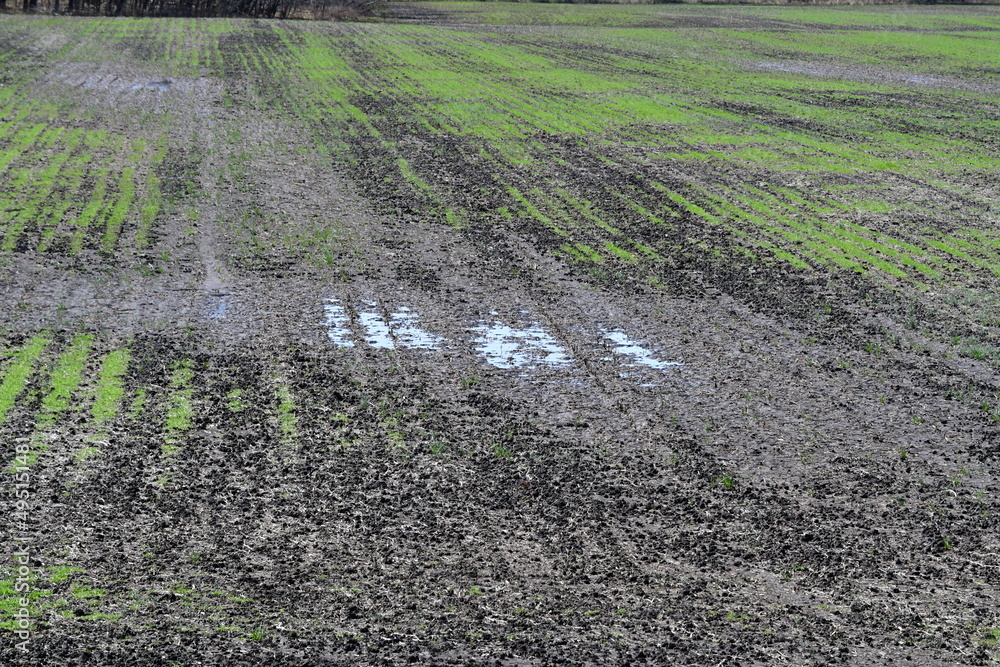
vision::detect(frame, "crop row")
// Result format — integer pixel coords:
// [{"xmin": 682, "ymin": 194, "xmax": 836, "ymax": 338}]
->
[
  {"xmin": 0, "ymin": 18, "xmax": 242, "ymax": 263},
  {"xmin": 211, "ymin": 13, "xmax": 999, "ymax": 290},
  {"xmin": 0, "ymin": 103, "xmax": 166, "ymax": 260},
  {"xmin": 7, "ymin": 11, "xmax": 999, "ymax": 285},
  {"xmin": 0, "ymin": 329, "xmax": 550, "ymax": 635}
]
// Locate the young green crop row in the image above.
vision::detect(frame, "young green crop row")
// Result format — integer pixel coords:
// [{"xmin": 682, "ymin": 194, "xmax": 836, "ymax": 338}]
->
[
  {"xmin": 0, "ymin": 18, "xmax": 239, "ymax": 262},
  {"xmin": 426, "ymin": 2, "xmax": 1000, "ymax": 34},
  {"xmin": 215, "ymin": 9, "xmax": 999, "ymax": 289},
  {"xmin": 1, "ymin": 335, "xmax": 128, "ymax": 469},
  {"xmin": 0, "ymin": 332, "xmax": 474, "ymax": 634},
  {"xmin": 6, "ymin": 9, "xmax": 999, "ymax": 283},
  {"xmin": 0, "ymin": 328, "xmax": 508, "ymax": 499},
  {"xmin": 0, "ymin": 101, "xmax": 167, "ymax": 258},
  {"xmin": 0, "ymin": 334, "xmax": 321, "ymax": 476},
  {"xmin": 0, "ymin": 334, "xmax": 280, "ymax": 630}
]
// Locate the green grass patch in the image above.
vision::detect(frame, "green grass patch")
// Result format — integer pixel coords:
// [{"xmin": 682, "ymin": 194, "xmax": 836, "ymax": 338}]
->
[
  {"xmin": 163, "ymin": 359, "xmax": 195, "ymax": 456},
  {"xmin": 37, "ymin": 333, "xmax": 92, "ymax": 428},
  {"xmin": 91, "ymin": 349, "xmax": 130, "ymax": 425},
  {"xmin": 275, "ymin": 383, "xmax": 298, "ymax": 446},
  {"xmin": 0, "ymin": 336, "xmax": 48, "ymax": 425}
]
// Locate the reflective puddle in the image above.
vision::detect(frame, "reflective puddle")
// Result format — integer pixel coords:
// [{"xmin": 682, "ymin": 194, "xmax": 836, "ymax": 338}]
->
[
  {"xmin": 601, "ymin": 329, "xmax": 680, "ymax": 371},
  {"xmin": 357, "ymin": 301, "xmax": 394, "ymax": 349},
  {"xmin": 473, "ymin": 317, "xmax": 571, "ymax": 370},
  {"xmin": 325, "ymin": 298, "xmax": 441, "ymax": 351},
  {"xmin": 756, "ymin": 61, "xmax": 829, "ymax": 77},
  {"xmin": 208, "ymin": 294, "xmax": 229, "ymax": 320},
  {"xmin": 389, "ymin": 306, "xmax": 444, "ymax": 350},
  {"xmin": 131, "ymin": 79, "xmax": 173, "ymax": 92},
  {"xmin": 754, "ymin": 62, "xmax": 965, "ymax": 91},
  {"xmin": 321, "ymin": 299, "xmax": 680, "ymax": 375},
  {"xmin": 323, "ymin": 299, "xmax": 354, "ymax": 347}
]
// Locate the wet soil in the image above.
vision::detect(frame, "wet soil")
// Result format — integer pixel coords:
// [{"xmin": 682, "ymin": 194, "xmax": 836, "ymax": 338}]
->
[{"xmin": 1, "ymin": 8, "xmax": 999, "ymax": 667}]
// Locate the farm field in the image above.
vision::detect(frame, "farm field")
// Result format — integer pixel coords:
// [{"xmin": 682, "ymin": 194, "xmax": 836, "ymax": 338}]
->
[{"xmin": 1, "ymin": 2, "xmax": 1000, "ymax": 663}]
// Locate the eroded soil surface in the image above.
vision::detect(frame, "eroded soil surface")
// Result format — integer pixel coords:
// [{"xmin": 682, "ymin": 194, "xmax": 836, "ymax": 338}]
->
[{"xmin": 1, "ymin": 4, "xmax": 999, "ymax": 665}]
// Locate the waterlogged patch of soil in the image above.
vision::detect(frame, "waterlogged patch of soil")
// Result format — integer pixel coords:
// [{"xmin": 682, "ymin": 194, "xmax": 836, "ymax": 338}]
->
[
  {"xmin": 752, "ymin": 59, "xmax": 1000, "ymax": 93},
  {"xmin": 473, "ymin": 316, "xmax": 573, "ymax": 370},
  {"xmin": 47, "ymin": 62, "xmax": 206, "ymax": 97},
  {"xmin": 323, "ymin": 297, "xmax": 354, "ymax": 347},
  {"xmin": 601, "ymin": 328, "xmax": 681, "ymax": 371},
  {"xmin": 208, "ymin": 293, "xmax": 229, "ymax": 319},
  {"xmin": 319, "ymin": 298, "xmax": 682, "ymax": 380},
  {"xmin": 388, "ymin": 305, "xmax": 445, "ymax": 350},
  {"xmin": 129, "ymin": 78, "xmax": 173, "ymax": 91},
  {"xmin": 356, "ymin": 300, "xmax": 395, "ymax": 349}
]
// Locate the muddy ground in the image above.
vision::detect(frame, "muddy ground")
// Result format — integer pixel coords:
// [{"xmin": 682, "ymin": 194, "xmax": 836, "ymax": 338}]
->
[{"xmin": 1, "ymin": 4, "xmax": 999, "ymax": 666}]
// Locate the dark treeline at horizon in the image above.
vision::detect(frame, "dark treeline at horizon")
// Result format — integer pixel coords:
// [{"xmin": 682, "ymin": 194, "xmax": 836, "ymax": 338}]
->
[{"xmin": 1, "ymin": 0, "xmax": 376, "ymax": 18}]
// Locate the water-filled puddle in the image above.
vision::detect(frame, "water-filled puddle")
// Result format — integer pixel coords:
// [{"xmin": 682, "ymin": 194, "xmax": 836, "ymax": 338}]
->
[
  {"xmin": 904, "ymin": 74, "xmax": 948, "ymax": 86},
  {"xmin": 321, "ymin": 300, "xmax": 680, "ymax": 376},
  {"xmin": 756, "ymin": 61, "xmax": 828, "ymax": 77},
  {"xmin": 754, "ymin": 62, "xmax": 961, "ymax": 90},
  {"xmin": 601, "ymin": 329, "xmax": 680, "ymax": 371},
  {"xmin": 473, "ymin": 316, "xmax": 572, "ymax": 369},
  {"xmin": 131, "ymin": 79, "xmax": 173, "ymax": 92},
  {"xmin": 208, "ymin": 294, "xmax": 228, "ymax": 320},
  {"xmin": 325, "ymin": 298, "xmax": 441, "ymax": 351},
  {"xmin": 323, "ymin": 299, "xmax": 354, "ymax": 347},
  {"xmin": 389, "ymin": 306, "xmax": 444, "ymax": 350},
  {"xmin": 357, "ymin": 301, "xmax": 394, "ymax": 349}
]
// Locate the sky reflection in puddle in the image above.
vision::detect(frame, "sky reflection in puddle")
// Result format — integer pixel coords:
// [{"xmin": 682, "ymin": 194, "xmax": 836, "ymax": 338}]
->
[
  {"xmin": 323, "ymin": 299, "xmax": 354, "ymax": 347},
  {"xmin": 208, "ymin": 294, "xmax": 228, "ymax": 320},
  {"xmin": 473, "ymin": 317, "xmax": 571, "ymax": 369},
  {"xmin": 602, "ymin": 329, "xmax": 681, "ymax": 371},
  {"xmin": 130, "ymin": 79, "xmax": 173, "ymax": 91},
  {"xmin": 389, "ymin": 306, "xmax": 444, "ymax": 350},
  {"xmin": 357, "ymin": 301, "xmax": 394, "ymax": 349},
  {"xmin": 326, "ymin": 298, "xmax": 441, "ymax": 351},
  {"xmin": 322, "ymin": 300, "xmax": 680, "ymax": 373}
]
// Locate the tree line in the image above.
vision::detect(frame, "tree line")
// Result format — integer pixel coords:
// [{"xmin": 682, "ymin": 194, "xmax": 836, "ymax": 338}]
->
[{"xmin": 1, "ymin": 0, "xmax": 378, "ymax": 18}]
